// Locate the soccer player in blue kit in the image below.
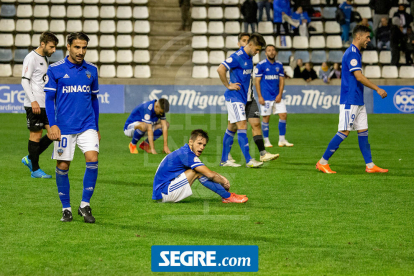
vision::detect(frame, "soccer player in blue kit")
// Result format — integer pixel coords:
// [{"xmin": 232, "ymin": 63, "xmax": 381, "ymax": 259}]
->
[
  {"xmin": 316, "ymin": 25, "xmax": 388, "ymax": 174},
  {"xmin": 45, "ymin": 32, "xmax": 100, "ymax": 223},
  {"xmin": 255, "ymin": 44, "xmax": 294, "ymax": 148},
  {"xmin": 153, "ymin": 129, "xmax": 248, "ymax": 203}
]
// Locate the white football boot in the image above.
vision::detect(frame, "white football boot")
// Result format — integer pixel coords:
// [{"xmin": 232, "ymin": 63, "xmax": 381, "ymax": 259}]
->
[
  {"xmin": 260, "ymin": 152, "xmax": 279, "ymax": 162},
  {"xmin": 246, "ymin": 159, "xmax": 263, "ymax": 168},
  {"xmin": 278, "ymin": 140, "xmax": 294, "ymax": 147}
]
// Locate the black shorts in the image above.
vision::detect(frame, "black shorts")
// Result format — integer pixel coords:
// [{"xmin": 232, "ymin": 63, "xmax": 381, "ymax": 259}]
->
[
  {"xmin": 245, "ymin": 100, "xmax": 260, "ymax": 119},
  {"xmin": 25, "ymin": 107, "xmax": 49, "ymax": 132}
]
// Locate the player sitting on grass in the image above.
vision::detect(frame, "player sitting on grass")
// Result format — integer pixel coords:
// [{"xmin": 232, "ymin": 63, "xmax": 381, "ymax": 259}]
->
[
  {"xmin": 316, "ymin": 25, "xmax": 388, "ymax": 174},
  {"xmin": 152, "ymin": 129, "xmax": 248, "ymax": 203},
  {"xmin": 256, "ymin": 44, "xmax": 294, "ymax": 148},
  {"xmin": 124, "ymin": 99, "xmax": 171, "ymax": 155}
]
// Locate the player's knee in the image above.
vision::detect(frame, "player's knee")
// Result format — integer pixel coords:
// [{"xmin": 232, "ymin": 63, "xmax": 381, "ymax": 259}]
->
[
  {"xmin": 228, "ymin": 123, "xmax": 237, "ymax": 132},
  {"xmin": 279, "ymin": 113, "xmax": 287, "ymax": 120},
  {"xmin": 29, "ymin": 131, "xmax": 42, "ymax": 142},
  {"xmin": 57, "ymin": 161, "xmax": 70, "ymax": 171},
  {"xmin": 166, "ymin": 121, "xmax": 170, "ymax": 129}
]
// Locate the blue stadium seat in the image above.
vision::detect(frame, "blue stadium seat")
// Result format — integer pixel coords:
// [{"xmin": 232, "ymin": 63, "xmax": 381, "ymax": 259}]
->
[
  {"xmin": 1, "ymin": 4, "xmax": 16, "ymax": 17},
  {"xmin": 49, "ymin": 50, "xmax": 64, "ymax": 63},
  {"xmin": 294, "ymin": 51, "xmax": 310, "ymax": 63},
  {"xmin": 0, "ymin": 49, "xmax": 12, "ymax": 62},
  {"xmin": 311, "ymin": 50, "xmax": 327, "ymax": 64},
  {"xmin": 328, "ymin": 50, "xmax": 343, "ymax": 63},
  {"xmin": 277, "ymin": 51, "xmax": 292, "ymax": 64},
  {"xmin": 14, "ymin": 49, "xmax": 29, "ymax": 63},
  {"xmin": 322, "ymin": 7, "xmax": 336, "ymax": 19}
]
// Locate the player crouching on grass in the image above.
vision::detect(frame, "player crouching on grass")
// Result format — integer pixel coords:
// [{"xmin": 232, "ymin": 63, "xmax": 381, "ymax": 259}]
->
[
  {"xmin": 152, "ymin": 129, "xmax": 248, "ymax": 203},
  {"xmin": 124, "ymin": 99, "xmax": 171, "ymax": 155}
]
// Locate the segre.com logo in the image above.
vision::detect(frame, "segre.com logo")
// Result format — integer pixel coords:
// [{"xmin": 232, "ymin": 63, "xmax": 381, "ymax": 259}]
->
[{"xmin": 151, "ymin": 245, "xmax": 258, "ymax": 272}]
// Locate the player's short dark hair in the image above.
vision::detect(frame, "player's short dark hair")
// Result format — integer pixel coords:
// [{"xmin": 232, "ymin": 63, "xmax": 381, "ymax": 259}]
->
[
  {"xmin": 190, "ymin": 129, "xmax": 209, "ymax": 143},
  {"xmin": 248, "ymin": 33, "xmax": 266, "ymax": 48},
  {"xmin": 238, "ymin": 32, "xmax": 250, "ymax": 42},
  {"xmin": 39, "ymin": 32, "xmax": 59, "ymax": 46},
  {"xmin": 158, "ymin": 98, "xmax": 170, "ymax": 113},
  {"xmin": 67, "ymin": 32, "xmax": 90, "ymax": 46},
  {"xmin": 265, "ymin": 44, "xmax": 277, "ymax": 52},
  {"xmin": 352, "ymin": 25, "xmax": 371, "ymax": 38}
]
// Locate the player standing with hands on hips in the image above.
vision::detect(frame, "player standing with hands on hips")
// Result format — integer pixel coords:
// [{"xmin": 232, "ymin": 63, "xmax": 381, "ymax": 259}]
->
[
  {"xmin": 316, "ymin": 25, "xmax": 388, "ymax": 174},
  {"xmin": 45, "ymin": 32, "xmax": 100, "ymax": 223}
]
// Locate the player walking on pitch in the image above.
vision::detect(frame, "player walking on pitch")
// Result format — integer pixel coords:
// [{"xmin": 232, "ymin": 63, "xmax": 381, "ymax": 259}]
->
[
  {"xmin": 21, "ymin": 32, "xmax": 59, "ymax": 178},
  {"xmin": 45, "ymin": 32, "xmax": 100, "ymax": 222},
  {"xmin": 256, "ymin": 45, "xmax": 294, "ymax": 148},
  {"xmin": 316, "ymin": 25, "xmax": 388, "ymax": 174},
  {"xmin": 153, "ymin": 129, "xmax": 248, "ymax": 203}
]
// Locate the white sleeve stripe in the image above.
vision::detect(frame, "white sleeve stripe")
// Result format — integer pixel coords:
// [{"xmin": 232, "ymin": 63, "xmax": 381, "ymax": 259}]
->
[
  {"xmin": 191, "ymin": 163, "xmax": 204, "ymax": 168},
  {"xmin": 221, "ymin": 62, "xmax": 230, "ymax": 70},
  {"xmin": 92, "ymin": 90, "xmax": 99, "ymax": 92},
  {"xmin": 349, "ymin": 67, "xmax": 362, "ymax": 72},
  {"xmin": 142, "ymin": 120, "xmax": 151, "ymax": 123},
  {"xmin": 255, "ymin": 74, "xmax": 263, "ymax": 77},
  {"xmin": 44, "ymin": 88, "xmax": 56, "ymax": 91}
]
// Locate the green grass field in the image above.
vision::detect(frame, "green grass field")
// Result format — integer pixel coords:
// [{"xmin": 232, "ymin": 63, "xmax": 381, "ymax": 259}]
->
[{"xmin": 1, "ymin": 113, "xmax": 413, "ymax": 276}]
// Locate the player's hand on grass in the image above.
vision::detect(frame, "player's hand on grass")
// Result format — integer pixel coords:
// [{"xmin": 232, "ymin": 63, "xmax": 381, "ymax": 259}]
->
[
  {"xmin": 151, "ymin": 148, "xmax": 157, "ymax": 155},
  {"xmin": 221, "ymin": 176, "xmax": 230, "ymax": 191},
  {"xmin": 377, "ymin": 88, "xmax": 387, "ymax": 99},
  {"xmin": 163, "ymin": 146, "xmax": 171, "ymax": 154},
  {"xmin": 49, "ymin": 125, "xmax": 61, "ymax": 141},
  {"xmin": 275, "ymin": 95, "xmax": 282, "ymax": 103},
  {"xmin": 31, "ymin": 101, "xmax": 41, "ymax": 114},
  {"xmin": 227, "ymin": 83, "xmax": 241, "ymax": 91},
  {"xmin": 258, "ymin": 96, "xmax": 265, "ymax": 105}
]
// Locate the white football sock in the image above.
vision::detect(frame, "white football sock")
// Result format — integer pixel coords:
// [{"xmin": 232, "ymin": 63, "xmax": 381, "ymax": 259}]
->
[
  {"xmin": 279, "ymin": 135, "xmax": 286, "ymax": 142},
  {"xmin": 63, "ymin": 207, "xmax": 72, "ymax": 212},
  {"xmin": 320, "ymin": 158, "xmax": 329, "ymax": 165},
  {"xmin": 264, "ymin": 137, "xmax": 270, "ymax": 144},
  {"xmin": 366, "ymin": 162, "xmax": 375, "ymax": 169},
  {"xmin": 80, "ymin": 201, "xmax": 90, "ymax": 208}
]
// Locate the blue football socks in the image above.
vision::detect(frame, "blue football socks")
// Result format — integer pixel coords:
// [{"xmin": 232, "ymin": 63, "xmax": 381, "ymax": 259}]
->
[
  {"xmin": 279, "ymin": 119, "xmax": 286, "ymax": 136},
  {"xmin": 131, "ymin": 129, "xmax": 144, "ymax": 145},
  {"xmin": 145, "ymin": 129, "xmax": 163, "ymax": 144},
  {"xmin": 322, "ymin": 132, "xmax": 348, "ymax": 161},
  {"xmin": 199, "ymin": 176, "xmax": 231, "ymax": 198},
  {"xmin": 237, "ymin": 129, "xmax": 251, "ymax": 162},
  {"xmin": 221, "ymin": 129, "xmax": 235, "ymax": 162},
  {"xmin": 82, "ymin": 162, "xmax": 98, "ymax": 204},
  {"xmin": 358, "ymin": 130, "xmax": 373, "ymax": 165},
  {"xmin": 261, "ymin": 122, "xmax": 269, "ymax": 139},
  {"xmin": 56, "ymin": 167, "xmax": 70, "ymax": 208}
]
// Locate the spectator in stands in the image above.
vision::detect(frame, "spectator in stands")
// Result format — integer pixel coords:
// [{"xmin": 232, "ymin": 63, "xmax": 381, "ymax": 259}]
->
[
  {"xmin": 293, "ymin": 58, "xmax": 304, "ymax": 78},
  {"xmin": 390, "ymin": 17, "xmax": 404, "ymax": 66},
  {"xmin": 339, "ymin": 0, "xmax": 353, "ymax": 47},
  {"xmin": 257, "ymin": 0, "xmax": 272, "ymax": 22},
  {"xmin": 359, "ymin": 18, "xmax": 375, "ymax": 50},
  {"xmin": 273, "ymin": 0, "xmax": 300, "ymax": 35},
  {"xmin": 376, "ymin": 17, "xmax": 391, "ymax": 50},
  {"xmin": 292, "ymin": 6, "xmax": 311, "ymax": 36},
  {"xmin": 318, "ymin": 62, "xmax": 332, "ymax": 83},
  {"xmin": 404, "ymin": 26, "xmax": 414, "ymax": 64},
  {"xmin": 393, "ymin": 4, "xmax": 413, "ymax": 34},
  {"xmin": 302, "ymin": 62, "xmax": 317, "ymax": 82},
  {"xmin": 179, "ymin": 0, "xmax": 191, "ymax": 31},
  {"xmin": 328, "ymin": 63, "xmax": 341, "ymax": 80},
  {"xmin": 241, "ymin": 0, "xmax": 258, "ymax": 33},
  {"xmin": 369, "ymin": 0, "xmax": 392, "ymax": 32},
  {"xmin": 293, "ymin": 0, "xmax": 314, "ymax": 15}
]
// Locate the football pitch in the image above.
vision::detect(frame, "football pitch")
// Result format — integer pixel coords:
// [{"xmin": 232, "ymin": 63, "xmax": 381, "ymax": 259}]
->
[{"xmin": 1, "ymin": 113, "xmax": 413, "ymax": 275}]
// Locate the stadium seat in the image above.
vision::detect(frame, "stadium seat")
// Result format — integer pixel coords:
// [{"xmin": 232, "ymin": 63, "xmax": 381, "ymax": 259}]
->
[
  {"xmin": 13, "ymin": 64, "xmax": 23, "ymax": 77},
  {"xmin": 399, "ymin": 66, "xmax": 414, "ymax": 78},
  {"xmin": 134, "ymin": 21, "xmax": 150, "ymax": 33},
  {"xmin": 35, "ymin": 0, "xmax": 51, "ymax": 2},
  {"xmin": 133, "ymin": 6, "xmax": 149, "ymax": 19},
  {"xmin": 117, "ymin": 35, "xmax": 132, "ymax": 48},
  {"xmin": 277, "ymin": 51, "xmax": 292, "ymax": 64},
  {"xmin": 310, "ymin": 50, "xmax": 327, "ymax": 63},
  {"xmin": 100, "ymin": 35, "xmax": 115, "ymax": 48},
  {"xmin": 382, "ymin": 65, "xmax": 398, "ymax": 78},
  {"xmin": 283, "ymin": 66, "xmax": 293, "ymax": 78},
  {"xmin": 224, "ymin": 21, "xmax": 240, "ymax": 34},
  {"xmin": 208, "ymin": 7, "xmax": 223, "ymax": 19},
  {"xmin": 192, "ymin": 51, "xmax": 208, "ymax": 64},
  {"xmin": 33, "ymin": 5, "xmax": 49, "ymax": 18},
  {"xmin": 117, "ymin": 65, "xmax": 133, "ymax": 78},
  {"xmin": 192, "ymin": 36, "xmax": 208, "ymax": 49},
  {"xmin": 208, "ymin": 22, "xmax": 224, "ymax": 34},
  {"xmin": 117, "ymin": 50, "xmax": 133, "ymax": 63},
  {"xmin": 208, "ymin": 0, "xmax": 222, "ymax": 4},
  {"xmin": 258, "ymin": 22, "xmax": 273, "ymax": 34},
  {"xmin": 67, "ymin": 6, "xmax": 82, "ymax": 18},
  {"xmin": 132, "ymin": 0, "xmax": 148, "ymax": 3},
  {"xmin": 133, "ymin": 35, "xmax": 149, "ymax": 48},
  {"xmin": 275, "ymin": 36, "xmax": 292, "ymax": 49},
  {"xmin": 388, "ymin": 7, "xmax": 398, "ymax": 18},
  {"xmin": 328, "ymin": 50, "xmax": 343, "ymax": 63},
  {"xmin": 88, "ymin": 35, "xmax": 98, "ymax": 48},
  {"xmin": 83, "ymin": 20, "xmax": 99, "ymax": 33},
  {"xmin": 224, "ymin": 7, "xmax": 240, "ymax": 20},
  {"xmin": 50, "ymin": 5, "xmax": 66, "ymax": 18},
  {"xmin": 117, "ymin": 20, "xmax": 133, "ymax": 33},
  {"xmin": 100, "ymin": 65, "xmax": 116, "ymax": 78},
  {"xmin": 223, "ymin": 0, "xmax": 238, "ymax": 4},
  {"xmin": 66, "ymin": 20, "xmax": 82, "ymax": 32},
  {"xmin": 51, "ymin": 0, "xmax": 66, "ymax": 3},
  {"xmin": 116, "ymin": 0, "xmax": 132, "ymax": 4},
  {"xmin": 192, "ymin": 66, "xmax": 209, "ymax": 78},
  {"xmin": 364, "ymin": 65, "xmax": 381, "ymax": 78},
  {"xmin": 293, "ymin": 36, "xmax": 309, "ymax": 49},
  {"xmin": 0, "ymin": 34, "xmax": 13, "ymax": 47},
  {"xmin": 84, "ymin": 6, "xmax": 99, "ymax": 18},
  {"xmin": 100, "ymin": 20, "xmax": 116, "ymax": 33},
  {"xmin": 0, "ymin": 64, "xmax": 12, "ymax": 77},
  {"xmin": 308, "ymin": 21, "xmax": 323, "ymax": 34},
  {"xmin": 310, "ymin": 0, "xmax": 321, "ymax": 4},
  {"xmin": 16, "ymin": 19, "xmax": 32, "ymax": 32},
  {"xmin": 33, "ymin": 20, "xmax": 49, "ymax": 32},
  {"xmin": 49, "ymin": 20, "xmax": 65, "ymax": 33},
  {"xmin": 294, "ymin": 51, "xmax": 310, "ymax": 63},
  {"xmin": 309, "ymin": 36, "xmax": 326, "ymax": 49},
  {"xmin": 55, "ymin": 34, "xmax": 64, "ymax": 47},
  {"xmin": 49, "ymin": 50, "xmax": 64, "ymax": 63},
  {"xmin": 209, "ymin": 51, "xmax": 225, "ymax": 64},
  {"xmin": 133, "ymin": 50, "xmax": 150, "ymax": 63},
  {"xmin": 313, "ymin": 65, "xmax": 321, "ymax": 77},
  {"xmin": 100, "ymin": 6, "xmax": 115, "ymax": 18},
  {"xmin": 379, "ymin": 51, "xmax": 391, "ymax": 64},
  {"xmin": 253, "ymin": 54, "xmax": 260, "ymax": 64},
  {"xmin": 85, "ymin": 49, "xmax": 99, "ymax": 63},
  {"xmin": 17, "ymin": 5, "xmax": 33, "ymax": 17},
  {"xmin": 325, "ymin": 22, "xmax": 340, "ymax": 34},
  {"xmin": 18, "ymin": 0, "xmax": 34, "ymax": 2},
  {"xmin": 15, "ymin": 34, "xmax": 31, "ymax": 47},
  {"xmin": 356, "ymin": 7, "xmax": 372, "ymax": 19},
  {"xmin": 263, "ymin": 36, "xmax": 275, "ymax": 46},
  {"xmin": 134, "ymin": 65, "xmax": 151, "ymax": 78},
  {"xmin": 322, "ymin": 7, "xmax": 336, "ymax": 19},
  {"xmin": 208, "ymin": 36, "xmax": 224, "ymax": 49},
  {"xmin": 31, "ymin": 34, "xmax": 40, "ymax": 46},
  {"xmin": 362, "ymin": 50, "xmax": 379, "ymax": 64},
  {"xmin": 100, "ymin": 50, "xmax": 116, "ymax": 63},
  {"xmin": 192, "ymin": 7, "xmax": 207, "ymax": 19},
  {"xmin": 1, "ymin": 5, "xmax": 16, "ymax": 17},
  {"xmin": 100, "ymin": 0, "xmax": 115, "ymax": 4},
  {"xmin": 14, "ymin": 49, "xmax": 28, "ymax": 63},
  {"xmin": 192, "ymin": 21, "xmax": 208, "ymax": 34},
  {"xmin": 354, "ymin": 0, "xmax": 369, "ymax": 3},
  {"xmin": 225, "ymin": 36, "xmax": 239, "ymax": 49},
  {"xmin": 326, "ymin": 36, "xmax": 342, "ymax": 49},
  {"xmin": 0, "ymin": 19, "xmax": 15, "ymax": 32},
  {"xmin": 68, "ymin": 0, "xmax": 82, "ymax": 3},
  {"xmin": 0, "ymin": 49, "xmax": 12, "ymax": 63},
  {"xmin": 209, "ymin": 66, "xmax": 219, "ymax": 78},
  {"xmin": 84, "ymin": 0, "xmax": 99, "ymax": 3}
]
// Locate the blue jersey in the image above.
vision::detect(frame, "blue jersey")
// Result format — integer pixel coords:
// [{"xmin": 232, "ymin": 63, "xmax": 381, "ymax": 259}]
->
[
  {"xmin": 221, "ymin": 47, "xmax": 253, "ymax": 105},
  {"xmin": 339, "ymin": 2, "xmax": 352, "ymax": 23},
  {"xmin": 124, "ymin": 100, "xmax": 166, "ymax": 130},
  {"xmin": 44, "ymin": 57, "xmax": 99, "ymax": 135},
  {"xmin": 341, "ymin": 45, "xmax": 364, "ymax": 105},
  {"xmin": 152, "ymin": 144, "xmax": 205, "ymax": 200},
  {"xmin": 255, "ymin": 58, "xmax": 285, "ymax": 101}
]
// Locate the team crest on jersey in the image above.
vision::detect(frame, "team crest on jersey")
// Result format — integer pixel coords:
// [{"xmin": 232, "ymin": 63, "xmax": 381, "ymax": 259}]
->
[
  {"xmin": 194, "ymin": 157, "xmax": 201, "ymax": 163},
  {"xmin": 57, "ymin": 149, "xmax": 64, "ymax": 156},
  {"xmin": 85, "ymin": 70, "xmax": 91, "ymax": 79},
  {"xmin": 350, "ymin": 59, "xmax": 358, "ymax": 66},
  {"xmin": 226, "ymin": 57, "xmax": 233, "ymax": 63},
  {"xmin": 144, "ymin": 114, "xmax": 150, "ymax": 121},
  {"xmin": 276, "ymin": 67, "xmax": 279, "ymax": 72}
]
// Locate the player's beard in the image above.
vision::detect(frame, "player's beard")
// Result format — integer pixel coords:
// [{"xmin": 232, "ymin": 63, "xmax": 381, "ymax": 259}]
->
[{"xmin": 267, "ymin": 55, "xmax": 276, "ymax": 61}]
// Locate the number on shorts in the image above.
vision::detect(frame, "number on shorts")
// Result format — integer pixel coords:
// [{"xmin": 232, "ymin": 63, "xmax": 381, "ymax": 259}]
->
[
  {"xmin": 351, "ymin": 114, "xmax": 356, "ymax": 122},
  {"xmin": 58, "ymin": 137, "xmax": 67, "ymax": 148}
]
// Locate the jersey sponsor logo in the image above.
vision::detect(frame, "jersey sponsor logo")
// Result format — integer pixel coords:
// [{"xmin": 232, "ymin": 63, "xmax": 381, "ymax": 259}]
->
[
  {"xmin": 63, "ymin": 74, "xmax": 70, "ymax": 78},
  {"xmin": 393, "ymin": 87, "xmax": 414, "ymax": 113},
  {"xmin": 85, "ymin": 70, "xmax": 91, "ymax": 79},
  {"xmin": 62, "ymin": 85, "xmax": 91, "ymax": 93},
  {"xmin": 243, "ymin": 69, "xmax": 252, "ymax": 75},
  {"xmin": 265, "ymin": 75, "xmax": 279, "ymax": 80},
  {"xmin": 226, "ymin": 57, "xmax": 233, "ymax": 63},
  {"xmin": 350, "ymin": 59, "xmax": 358, "ymax": 66}
]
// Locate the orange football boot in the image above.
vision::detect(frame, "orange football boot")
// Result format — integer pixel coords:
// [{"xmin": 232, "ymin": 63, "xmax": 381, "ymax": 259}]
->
[
  {"xmin": 366, "ymin": 165, "xmax": 388, "ymax": 173},
  {"xmin": 222, "ymin": 193, "xmax": 248, "ymax": 203},
  {"xmin": 316, "ymin": 161, "xmax": 336, "ymax": 174},
  {"xmin": 139, "ymin": 141, "xmax": 151, "ymax": 153},
  {"xmin": 129, "ymin": 143, "xmax": 138, "ymax": 154}
]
